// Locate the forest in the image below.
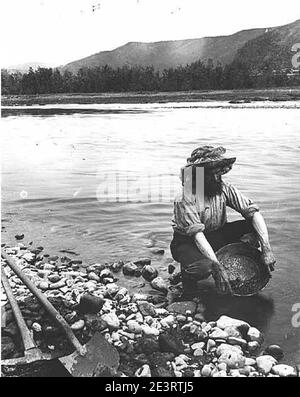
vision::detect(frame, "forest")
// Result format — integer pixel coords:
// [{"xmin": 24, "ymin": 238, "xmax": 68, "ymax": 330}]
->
[{"xmin": 2, "ymin": 58, "xmax": 300, "ymax": 95}]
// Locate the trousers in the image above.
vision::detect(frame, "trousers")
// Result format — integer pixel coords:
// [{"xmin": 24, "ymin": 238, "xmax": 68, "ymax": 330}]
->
[{"xmin": 170, "ymin": 220, "xmax": 255, "ymax": 282}]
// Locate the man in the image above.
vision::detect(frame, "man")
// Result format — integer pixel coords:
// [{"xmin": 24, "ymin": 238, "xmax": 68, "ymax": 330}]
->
[{"xmin": 170, "ymin": 145, "xmax": 276, "ymax": 295}]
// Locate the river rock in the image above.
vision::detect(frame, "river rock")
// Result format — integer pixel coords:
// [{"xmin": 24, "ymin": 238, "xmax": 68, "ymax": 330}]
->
[
  {"xmin": 39, "ymin": 281, "xmax": 49, "ymax": 290},
  {"xmin": 88, "ymin": 272, "xmax": 100, "ymax": 282},
  {"xmin": 137, "ymin": 301, "xmax": 156, "ymax": 317},
  {"xmin": 105, "ymin": 283, "xmax": 119, "ymax": 297},
  {"xmin": 224, "ymin": 326, "xmax": 242, "ymax": 338},
  {"xmin": 111, "ymin": 261, "xmax": 123, "ymax": 273},
  {"xmin": 216, "ymin": 315, "xmax": 249, "ymax": 330},
  {"xmin": 70, "ymin": 319, "xmax": 85, "ymax": 331},
  {"xmin": 207, "ymin": 339, "xmax": 216, "ymax": 352},
  {"xmin": 22, "ymin": 252, "xmax": 35, "ymax": 263},
  {"xmin": 264, "ymin": 345, "xmax": 284, "ymax": 361},
  {"xmin": 32, "ymin": 322, "xmax": 42, "ymax": 332},
  {"xmin": 218, "ymin": 351, "xmax": 245, "ymax": 369},
  {"xmin": 141, "ymin": 265, "xmax": 158, "ymax": 282},
  {"xmin": 228, "ymin": 336, "xmax": 247, "ymax": 348},
  {"xmin": 150, "ymin": 277, "xmax": 168, "ymax": 294},
  {"xmin": 248, "ymin": 340, "xmax": 260, "ymax": 353},
  {"xmin": 167, "ymin": 301, "xmax": 197, "ymax": 315},
  {"xmin": 48, "ymin": 274, "xmax": 61, "ymax": 283},
  {"xmin": 115, "ymin": 287, "xmax": 129, "ymax": 301},
  {"xmin": 78, "ymin": 293, "xmax": 104, "ymax": 313},
  {"xmin": 194, "ymin": 348, "xmax": 204, "ymax": 357},
  {"xmin": 272, "ymin": 364, "xmax": 296, "ymax": 377},
  {"xmin": 201, "ymin": 364, "xmax": 213, "ymax": 377},
  {"xmin": 216, "ymin": 343, "xmax": 242, "ymax": 357},
  {"xmin": 100, "ymin": 268, "xmax": 113, "ymax": 279},
  {"xmin": 123, "ymin": 262, "xmax": 138, "ymax": 276},
  {"xmin": 127, "ymin": 320, "xmax": 143, "ymax": 334},
  {"xmin": 132, "ymin": 293, "xmax": 148, "ymax": 302},
  {"xmin": 210, "ymin": 328, "xmax": 228, "ymax": 340},
  {"xmin": 158, "ymin": 333, "xmax": 184, "ymax": 355},
  {"xmin": 134, "ymin": 336, "xmax": 160, "ymax": 354},
  {"xmin": 134, "ymin": 258, "xmax": 151, "ymax": 268},
  {"xmin": 49, "ymin": 280, "xmax": 66, "ymax": 289},
  {"xmin": 135, "ymin": 364, "xmax": 151, "ymax": 377},
  {"xmin": 101, "ymin": 312, "xmax": 120, "ymax": 330},
  {"xmin": 141, "ymin": 324, "xmax": 159, "ymax": 336},
  {"xmin": 247, "ymin": 326, "xmax": 263, "ymax": 343},
  {"xmin": 256, "ymin": 355, "xmax": 277, "ymax": 375}
]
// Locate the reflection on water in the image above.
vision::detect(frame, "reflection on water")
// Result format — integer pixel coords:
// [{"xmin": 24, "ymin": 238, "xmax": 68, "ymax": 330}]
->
[{"xmin": 1, "ymin": 101, "xmax": 300, "ymax": 364}]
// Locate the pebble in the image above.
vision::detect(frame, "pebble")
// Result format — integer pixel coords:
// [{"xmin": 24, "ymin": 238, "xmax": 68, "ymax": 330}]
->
[
  {"xmin": 256, "ymin": 355, "xmax": 277, "ymax": 375},
  {"xmin": 210, "ymin": 328, "xmax": 228, "ymax": 340},
  {"xmin": 141, "ymin": 265, "xmax": 158, "ymax": 282},
  {"xmin": 216, "ymin": 315, "xmax": 249, "ymax": 330},
  {"xmin": 272, "ymin": 364, "xmax": 296, "ymax": 377},
  {"xmin": 201, "ymin": 364, "xmax": 213, "ymax": 377},
  {"xmin": 228, "ymin": 336, "xmax": 247, "ymax": 348},
  {"xmin": 138, "ymin": 301, "xmax": 156, "ymax": 317},
  {"xmin": 31, "ymin": 322, "xmax": 42, "ymax": 332},
  {"xmin": 88, "ymin": 272, "xmax": 100, "ymax": 282},
  {"xmin": 191, "ymin": 342, "xmax": 205, "ymax": 350},
  {"xmin": 123, "ymin": 262, "xmax": 138, "ymax": 276},
  {"xmin": 50, "ymin": 280, "xmax": 66, "ymax": 289},
  {"xmin": 135, "ymin": 364, "xmax": 151, "ymax": 377},
  {"xmin": 207, "ymin": 339, "xmax": 216, "ymax": 352},
  {"xmin": 194, "ymin": 348, "xmax": 204, "ymax": 357},
  {"xmin": 247, "ymin": 326, "xmax": 263, "ymax": 343},
  {"xmin": 218, "ymin": 351, "xmax": 245, "ymax": 369},
  {"xmin": 70, "ymin": 319, "xmax": 85, "ymax": 331},
  {"xmin": 141, "ymin": 324, "xmax": 160, "ymax": 336},
  {"xmin": 264, "ymin": 344, "xmax": 284, "ymax": 361},
  {"xmin": 247, "ymin": 340, "xmax": 260, "ymax": 352},
  {"xmin": 101, "ymin": 312, "xmax": 120, "ymax": 330},
  {"xmin": 150, "ymin": 277, "xmax": 169, "ymax": 294},
  {"xmin": 1, "ymin": 246, "xmax": 296, "ymax": 379},
  {"xmin": 39, "ymin": 281, "xmax": 49, "ymax": 290}
]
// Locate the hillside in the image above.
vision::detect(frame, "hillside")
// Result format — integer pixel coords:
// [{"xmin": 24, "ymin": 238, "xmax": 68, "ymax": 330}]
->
[
  {"xmin": 61, "ymin": 28, "xmax": 266, "ymax": 73},
  {"xmin": 234, "ymin": 19, "xmax": 300, "ymax": 71}
]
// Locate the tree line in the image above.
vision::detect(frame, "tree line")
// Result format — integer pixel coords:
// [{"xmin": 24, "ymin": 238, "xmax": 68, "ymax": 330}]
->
[{"xmin": 2, "ymin": 59, "xmax": 299, "ymax": 95}]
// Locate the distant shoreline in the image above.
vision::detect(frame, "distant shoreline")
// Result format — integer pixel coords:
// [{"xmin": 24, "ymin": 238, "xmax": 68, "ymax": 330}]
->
[{"xmin": 2, "ymin": 87, "xmax": 300, "ymax": 107}]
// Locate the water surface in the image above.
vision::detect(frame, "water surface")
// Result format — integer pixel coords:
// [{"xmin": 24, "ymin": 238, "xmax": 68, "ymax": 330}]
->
[{"xmin": 1, "ymin": 101, "xmax": 300, "ymax": 364}]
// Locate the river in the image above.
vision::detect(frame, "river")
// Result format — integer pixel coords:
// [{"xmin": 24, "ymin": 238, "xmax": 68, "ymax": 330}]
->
[{"xmin": 1, "ymin": 100, "xmax": 300, "ymax": 364}]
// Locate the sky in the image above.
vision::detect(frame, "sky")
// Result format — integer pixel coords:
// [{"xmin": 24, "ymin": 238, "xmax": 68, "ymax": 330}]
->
[{"xmin": 1, "ymin": 0, "xmax": 300, "ymax": 67}]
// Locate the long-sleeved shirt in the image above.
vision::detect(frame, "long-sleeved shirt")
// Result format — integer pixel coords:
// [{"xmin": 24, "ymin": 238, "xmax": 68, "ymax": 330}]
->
[{"xmin": 172, "ymin": 182, "xmax": 259, "ymax": 236}]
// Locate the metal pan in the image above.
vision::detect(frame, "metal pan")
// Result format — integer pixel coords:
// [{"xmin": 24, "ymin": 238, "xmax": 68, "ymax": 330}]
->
[{"xmin": 216, "ymin": 242, "xmax": 271, "ymax": 296}]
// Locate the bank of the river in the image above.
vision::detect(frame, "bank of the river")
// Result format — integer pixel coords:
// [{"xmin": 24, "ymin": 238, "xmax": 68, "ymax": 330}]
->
[
  {"xmin": 2, "ymin": 87, "xmax": 300, "ymax": 107},
  {"xmin": 1, "ymin": 241, "xmax": 299, "ymax": 377}
]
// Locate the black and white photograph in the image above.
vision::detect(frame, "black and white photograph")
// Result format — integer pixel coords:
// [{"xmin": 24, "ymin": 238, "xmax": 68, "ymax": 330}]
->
[{"xmin": 1, "ymin": 0, "xmax": 300, "ymax": 381}]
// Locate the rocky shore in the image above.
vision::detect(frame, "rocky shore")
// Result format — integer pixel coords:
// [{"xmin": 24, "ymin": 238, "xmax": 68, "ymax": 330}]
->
[{"xmin": 1, "ymin": 242, "xmax": 299, "ymax": 377}]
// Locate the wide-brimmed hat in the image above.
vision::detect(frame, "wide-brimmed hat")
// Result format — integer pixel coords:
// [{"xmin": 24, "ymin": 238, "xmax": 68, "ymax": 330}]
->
[{"xmin": 186, "ymin": 145, "xmax": 236, "ymax": 174}]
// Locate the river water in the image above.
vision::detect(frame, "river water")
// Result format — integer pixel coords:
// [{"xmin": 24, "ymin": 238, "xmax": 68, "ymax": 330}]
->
[{"xmin": 1, "ymin": 101, "xmax": 300, "ymax": 364}]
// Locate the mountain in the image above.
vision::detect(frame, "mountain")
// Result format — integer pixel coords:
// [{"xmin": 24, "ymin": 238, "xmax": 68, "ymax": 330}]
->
[
  {"xmin": 61, "ymin": 28, "xmax": 266, "ymax": 73},
  {"xmin": 234, "ymin": 19, "xmax": 300, "ymax": 71},
  {"xmin": 4, "ymin": 62, "xmax": 53, "ymax": 73}
]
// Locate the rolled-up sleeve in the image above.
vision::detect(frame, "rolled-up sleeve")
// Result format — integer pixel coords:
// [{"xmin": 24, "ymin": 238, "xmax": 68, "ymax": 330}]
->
[
  {"xmin": 173, "ymin": 196, "xmax": 205, "ymax": 236},
  {"xmin": 224, "ymin": 183, "xmax": 259, "ymax": 219}
]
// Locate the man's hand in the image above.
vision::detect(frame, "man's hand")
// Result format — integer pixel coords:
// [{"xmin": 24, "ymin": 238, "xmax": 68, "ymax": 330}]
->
[
  {"xmin": 212, "ymin": 262, "xmax": 233, "ymax": 295},
  {"xmin": 261, "ymin": 248, "xmax": 276, "ymax": 275}
]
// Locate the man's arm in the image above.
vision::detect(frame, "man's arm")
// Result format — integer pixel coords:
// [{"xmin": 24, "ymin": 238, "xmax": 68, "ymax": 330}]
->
[
  {"xmin": 194, "ymin": 232, "xmax": 233, "ymax": 294},
  {"xmin": 251, "ymin": 212, "xmax": 276, "ymax": 273}
]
